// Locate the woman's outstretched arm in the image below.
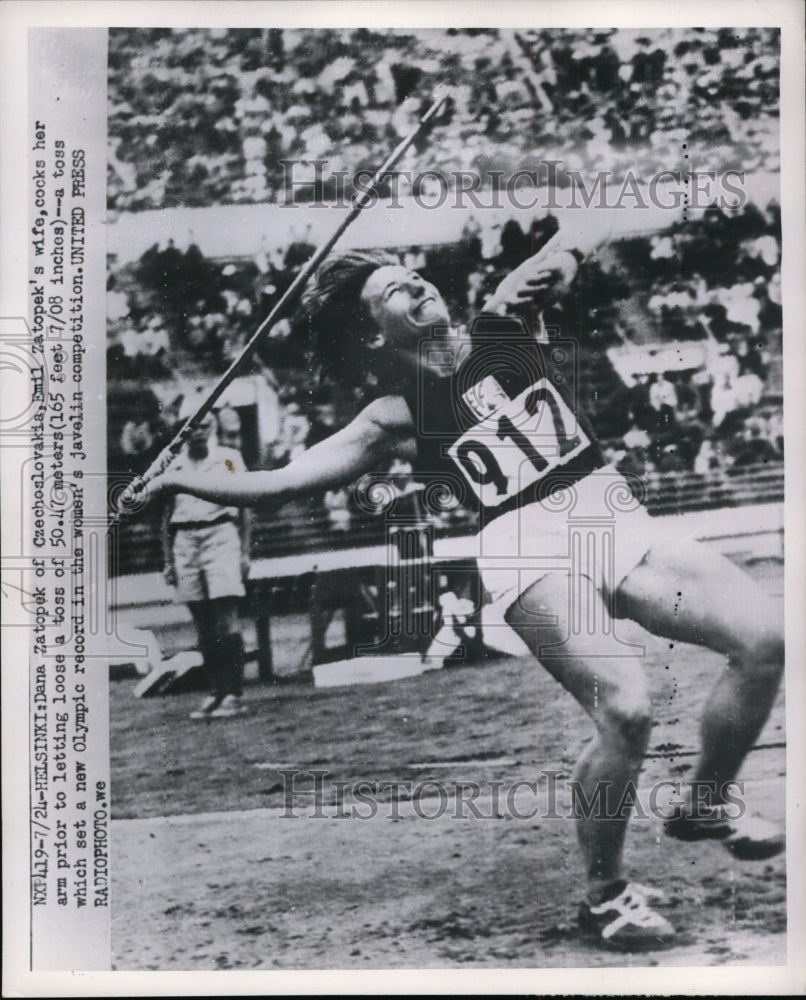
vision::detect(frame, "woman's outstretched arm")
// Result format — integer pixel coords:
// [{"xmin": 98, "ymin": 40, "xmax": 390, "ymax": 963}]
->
[{"xmin": 148, "ymin": 396, "xmax": 416, "ymax": 508}]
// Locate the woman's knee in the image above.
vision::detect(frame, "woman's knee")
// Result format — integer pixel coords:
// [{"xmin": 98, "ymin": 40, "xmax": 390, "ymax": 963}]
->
[
  {"xmin": 597, "ymin": 668, "xmax": 654, "ymax": 748},
  {"xmin": 733, "ymin": 626, "xmax": 785, "ymax": 682}
]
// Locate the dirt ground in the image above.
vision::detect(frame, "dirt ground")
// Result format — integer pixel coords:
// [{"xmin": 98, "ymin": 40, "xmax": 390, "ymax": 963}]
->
[{"xmin": 110, "ymin": 559, "xmax": 786, "ymax": 971}]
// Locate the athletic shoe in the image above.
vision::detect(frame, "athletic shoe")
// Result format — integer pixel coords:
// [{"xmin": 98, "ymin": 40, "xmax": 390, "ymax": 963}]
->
[
  {"xmin": 579, "ymin": 881, "xmax": 675, "ymax": 951},
  {"xmin": 208, "ymin": 694, "xmax": 248, "ymax": 718},
  {"xmin": 189, "ymin": 695, "xmax": 221, "ymax": 719},
  {"xmin": 665, "ymin": 804, "xmax": 784, "ymax": 860}
]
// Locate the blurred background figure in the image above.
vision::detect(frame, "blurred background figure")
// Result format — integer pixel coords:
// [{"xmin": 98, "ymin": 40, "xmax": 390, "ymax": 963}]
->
[{"xmin": 161, "ymin": 390, "xmax": 251, "ymax": 718}]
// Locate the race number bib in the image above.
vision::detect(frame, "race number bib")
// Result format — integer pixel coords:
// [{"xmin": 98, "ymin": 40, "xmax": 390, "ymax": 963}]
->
[{"xmin": 448, "ymin": 378, "xmax": 590, "ymax": 507}]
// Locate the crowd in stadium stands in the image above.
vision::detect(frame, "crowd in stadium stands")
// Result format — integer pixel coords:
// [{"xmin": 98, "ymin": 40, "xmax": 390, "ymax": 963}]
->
[
  {"xmin": 107, "ymin": 27, "xmax": 779, "ymax": 214},
  {"xmin": 105, "ymin": 26, "xmax": 782, "ymax": 569},
  {"xmin": 108, "ymin": 195, "xmax": 783, "ymax": 572}
]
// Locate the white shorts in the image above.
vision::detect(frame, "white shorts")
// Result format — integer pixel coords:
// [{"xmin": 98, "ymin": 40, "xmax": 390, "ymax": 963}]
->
[
  {"xmin": 474, "ymin": 467, "xmax": 661, "ymax": 617},
  {"xmin": 172, "ymin": 520, "xmax": 246, "ymax": 603}
]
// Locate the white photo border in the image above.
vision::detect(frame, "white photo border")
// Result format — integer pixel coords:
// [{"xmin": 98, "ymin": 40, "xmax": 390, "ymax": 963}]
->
[{"xmin": 2, "ymin": 1, "xmax": 804, "ymax": 995}]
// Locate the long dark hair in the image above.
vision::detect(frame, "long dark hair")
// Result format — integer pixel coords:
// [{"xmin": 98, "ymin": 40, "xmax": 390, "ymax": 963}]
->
[{"xmin": 300, "ymin": 249, "xmax": 399, "ymax": 385}]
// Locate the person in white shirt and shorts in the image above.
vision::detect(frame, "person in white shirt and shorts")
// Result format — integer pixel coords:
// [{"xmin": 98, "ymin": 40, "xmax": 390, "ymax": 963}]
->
[{"xmin": 162, "ymin": 402, "xmax": 250, "ymax": 718}]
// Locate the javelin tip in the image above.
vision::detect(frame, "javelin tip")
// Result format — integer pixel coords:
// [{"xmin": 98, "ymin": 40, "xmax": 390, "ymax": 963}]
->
[{"xmin": 424, "ymin": 85, "xmax": 452, "ymax": 121}]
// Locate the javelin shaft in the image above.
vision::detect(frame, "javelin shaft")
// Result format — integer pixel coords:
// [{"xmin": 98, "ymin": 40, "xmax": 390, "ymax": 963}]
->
[{"xmin": 122, "ymin": 91, "xmax": 448, "ymax": 507}]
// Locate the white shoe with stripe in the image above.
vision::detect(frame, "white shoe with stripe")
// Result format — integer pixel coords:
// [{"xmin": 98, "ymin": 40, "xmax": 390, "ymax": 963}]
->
[{"xmin": 579, "ymin": 881, "xmax": 675, "ymax": 950}]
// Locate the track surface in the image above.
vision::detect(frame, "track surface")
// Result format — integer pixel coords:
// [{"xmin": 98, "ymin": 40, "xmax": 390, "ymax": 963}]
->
[{"xmin": 110, "ymin": 559, "xmax": 786, "ymax": 970}]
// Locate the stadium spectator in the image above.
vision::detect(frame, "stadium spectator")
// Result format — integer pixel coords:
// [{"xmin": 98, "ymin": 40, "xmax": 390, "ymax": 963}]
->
[
  {"xmin": 709, "ymin": 369, "xmax": 740, "ymax": 430},
  {"xmin": 648, "ymin": 371, "xmax": 678, "ymax": 429},
  {"xmin": 119, "ymin": 417, "xmax": 156, "ymax": 463},
  {"xmin": 735, "ymin": 336, "xmax": 767, "ymax": 380},
  {"xmin": 729, "ymin": 417, "xmax": 781, "ymax": 469},
  {"xmin": 694, "ymin": 437, "xmax": 720, "ymax": 476},
  {"xmin": 628, "ymin": 374, "xmax": 655, "ymax": 431},
  {"xmin": 460, "ymin": 216, "xmax": 483, "ymax": 267},
  {"xmin": 323, "ymin": 487, "xmax": 352, "ymax": 532},
  {"xmin": 656, "ymin": 441, "xmax": 687, "ymax": 475},
  {"xmin": 272, "ymin": 401, "xmax": 310, "ymax": 465},
  {"xmin": 217, "ymin": 403, "xmax": 243, "ymax": 452},
  {"xmin": 110, "ymin": 387, "xmax": 168, "ymax": 477},
  {"xmin": 673, "ymin": 371, "xmax": 702, "ymax": 423}
]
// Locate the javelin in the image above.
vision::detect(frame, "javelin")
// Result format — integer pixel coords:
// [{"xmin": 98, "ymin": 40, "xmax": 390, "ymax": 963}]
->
[{"xmin": 116, "ymin": 89, "xmax": 450, "ymax": 516}]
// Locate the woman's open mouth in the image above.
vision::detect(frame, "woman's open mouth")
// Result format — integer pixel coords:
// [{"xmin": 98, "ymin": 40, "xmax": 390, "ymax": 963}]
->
[{"xmin": 414, "ymin": 295, "xmax": 446, "ymax": 323}]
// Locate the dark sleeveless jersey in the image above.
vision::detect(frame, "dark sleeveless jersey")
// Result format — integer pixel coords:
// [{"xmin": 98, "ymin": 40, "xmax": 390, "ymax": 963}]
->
[{"xmin": 400, "ymin": 314, "xmax": 606, "ymax": 527}]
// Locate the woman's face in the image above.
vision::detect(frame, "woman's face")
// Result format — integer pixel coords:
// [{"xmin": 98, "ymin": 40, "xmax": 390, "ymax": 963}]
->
[{"xmin": 360, "ymin": 265, "xmax": 451, "ymax": 352}]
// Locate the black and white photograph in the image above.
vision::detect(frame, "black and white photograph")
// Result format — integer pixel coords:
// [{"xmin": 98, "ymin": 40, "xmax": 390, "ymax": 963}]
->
[{"xmin": 2, "ymin": 1, "xmax": 805, "ymax": 994}]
